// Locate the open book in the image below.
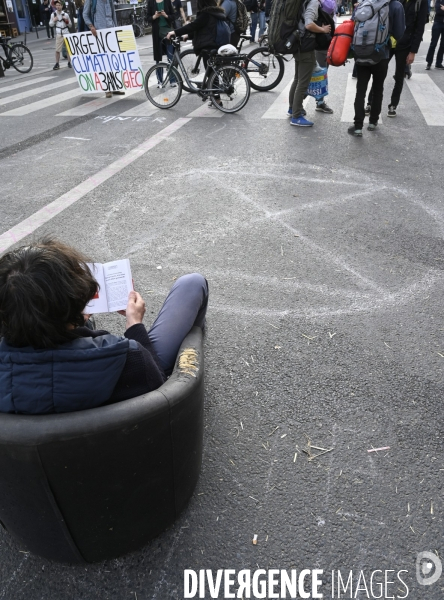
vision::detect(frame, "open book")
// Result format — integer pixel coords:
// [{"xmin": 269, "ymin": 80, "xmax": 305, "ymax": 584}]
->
[{"xmin": 85, "ymin": 259, "xmax": 133, "ymax": 314}]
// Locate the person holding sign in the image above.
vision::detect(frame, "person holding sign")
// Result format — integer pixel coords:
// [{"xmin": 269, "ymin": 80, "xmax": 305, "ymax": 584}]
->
[
  {"xmin": 83, "ymin": 0, "xmax": 126, "ymax": 96},
  {"xmin": 0, "ymin": 238, "xmax": 209, "ymax": 415},
  {"xmin": 147, "ymin": 0, "xmax": 178, "ymax": 86}
]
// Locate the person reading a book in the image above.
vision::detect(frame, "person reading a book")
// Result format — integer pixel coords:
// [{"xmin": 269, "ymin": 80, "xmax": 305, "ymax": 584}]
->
[{"xmin": 0, "ymin": 238, "xmax": 208, "ymax": 415}]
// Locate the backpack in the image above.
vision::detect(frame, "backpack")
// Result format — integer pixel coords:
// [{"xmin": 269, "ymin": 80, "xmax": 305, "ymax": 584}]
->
[
  {"xmin": 297, "ymin": 3, "xmax": 336, "ymax": 52},
  {"xmin": 268, "ymin": 0, "xmax": 306, "ymax": 54},
  {"xmin": 230, "ymin": 0, "xmax": 249, "ymax": 33},
  {"xmin": 352, "ymin": 0, "xmax": 390, "ymax": 64},
  {"xmin": 215, "ymin": 19, "xmax": 231, "ymax": 45}
]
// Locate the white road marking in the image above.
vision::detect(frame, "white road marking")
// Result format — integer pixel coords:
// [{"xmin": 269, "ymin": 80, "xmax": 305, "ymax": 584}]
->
[
  {"xmin": 0, "ymin": 87, "xmax": 84, "ymax": 116},
  {"xmin": 0, "ymin": 118, "xmax": 191, "ymax": 253},
  {"xmin": 187, "ymin": 103, "xmax": 224, "ymax": 117},
  {"xmin": 63, "ymin": 136, "xmax": 91, "ymax": 140},
  {"xmin": 341, "ymin": 73, "xmax": 383, "ymax": 123},
  {"xmin": 0, "ymin": 76, "xmax": 56, "ymax": 94},
  {"xmin": 0, "ymin": 78, "xmax": 75, "ymax": 107},
  {"xmin": 261, "ymin": 82, "xmax": 292, "ymax": 119},
  {"xmin": 117, "ymin": 101, "xmax": 159, "ymax": 117},
  {"xmin": 56, "ymin": 87, "xmax": 141, "ymax": 117},
  {"xmin": 406, "ymin": 74, "xmax": 444, "ymax": 126}
]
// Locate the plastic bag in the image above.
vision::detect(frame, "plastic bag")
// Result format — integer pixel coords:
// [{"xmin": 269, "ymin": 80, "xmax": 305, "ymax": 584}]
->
[{"xmin": 306, "ymin": 67, "xmax": 328, "ymax": 100}]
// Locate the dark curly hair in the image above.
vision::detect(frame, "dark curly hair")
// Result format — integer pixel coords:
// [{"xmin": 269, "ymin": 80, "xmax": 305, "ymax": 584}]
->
[{"xmin": 0, "ymin": 238, "xmax": 98, "ymax": 348}]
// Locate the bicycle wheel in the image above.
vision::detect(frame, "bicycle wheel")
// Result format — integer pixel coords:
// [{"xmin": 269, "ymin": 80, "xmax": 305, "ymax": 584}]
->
[
  {"xmin": 144, "ymin": 63, "xmax": 182, "ymax": 109},
  {"xmin": 132, "ymin": 22, "xmax": 142, "ymax": 38},
  {"xmin": 244, "ymin": 47, "xmax": 284, "ymax": 91},
  {"xmin": 10, "ymin": 43, "xmax": 33, "ymax": 73},
  {"xmin": 208, "ymin": 63, "xmax": 250, "ymax": 114},
  {"xmin": 178, "ymin": 48, "xmax": 205, "ymax": 93}
]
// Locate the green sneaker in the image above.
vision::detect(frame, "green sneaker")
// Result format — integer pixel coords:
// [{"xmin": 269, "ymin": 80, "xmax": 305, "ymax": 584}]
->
[
  {"xmin": 348, "ymin": 125, "xmax": 362, "ymax": 137},
  {"xmin": 367, "ymin": 123, "xmax": 377, "ymax": 131}
]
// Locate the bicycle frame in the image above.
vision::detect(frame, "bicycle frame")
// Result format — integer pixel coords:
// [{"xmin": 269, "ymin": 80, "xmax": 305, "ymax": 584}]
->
[{"xmin": 162, "ymin": 40, "xmax": 230, "ymax": 95}]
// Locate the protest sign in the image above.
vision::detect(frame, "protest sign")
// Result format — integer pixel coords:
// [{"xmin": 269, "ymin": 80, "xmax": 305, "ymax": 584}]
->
[{"xmin": 64, "ymin": 26, "xmax": 143, "ymax": 94}]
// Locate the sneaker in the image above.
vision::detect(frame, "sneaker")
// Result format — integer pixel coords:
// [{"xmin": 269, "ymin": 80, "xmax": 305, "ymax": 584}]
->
[
  {"xmin": 426, "ymin": 64, "xmax": 431, "ymax": 70},
  {"xmin": 112, "ymin": 91, "xmax": 126, "ymax": 95},
  {"xmin": 364, "ymin": 103, "xmax": 371, "ymax": 115},
  {"xmin": 105, "ymin": 92, "xmax": 113, "ymax": 98},
  {"xmin": 315, "ymin": 102, "xmax": 333, "ymax": 114},
  {"xmin": 367, "ymin": 123, "xmax": 377, "ymax": 131},
  {"xmin": 157, "ymin": 83, "xmax": 163, "ymax": 88},
  {"xmin": 53, "ymin": 63, "xmax": 60, "ymax": 70},
  {"xmin": 170, "ymin": 82, "xmax": 177, "ymax": 87},
  {"xmin": 347, "ymin": 125, "xmax": 362, "ymax": 136},
  {"xmin": 67, "ymin": 61, "xmax": 72, "ymax": 68},
  {"xmin": 290, "ymin": 116, "xmax": 314, "ymax": 127},
  {"xmin": 387, "ymin": 105, "xmax": 396, "ymax": 117},
  {"xmin": 436, "ymin": 64, "xmax": 444, "ymax": 69}
]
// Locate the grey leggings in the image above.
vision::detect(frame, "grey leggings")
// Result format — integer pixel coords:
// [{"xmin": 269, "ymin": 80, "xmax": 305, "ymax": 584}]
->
[{"xmin": 147, "ymin": 273, "xmax": 208, "ymax": 375}]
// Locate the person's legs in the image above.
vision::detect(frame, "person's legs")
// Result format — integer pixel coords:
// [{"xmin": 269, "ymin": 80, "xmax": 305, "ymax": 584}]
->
[
  {"xmin": 45, "ymin": 20, "xmax": 51, "ymax": 38},
  {"xmin": 258, "ymin": 11, "xmax": 266, "ymax": 37},
  {"xmin": 426, "ymin": 21, "xmax": 441, "ymax": 65},
  {"xmin": 250, "ymin": 12, "xmax": 258, "ymax": 42},
  {"xmin": 436, "ymin": 22, "xmax": 444, "ymax": 66},
  {"xmin": 354, "ymin": 63, "xmax": 372, "ymax": 129},
  {"xmin": 165, "ymin": 40, "xmax": 177, "ymax": 83},
  {"xmin": 390, "ymin": 48, "xmax": 409, "ymax": 108},
  {"xmin": 291, "ymin": 51, "xmax": 316, "ymax": 117},
  {"xmin": 369, "ymin": 58, "xmax": 389, "ymax": 124},
  {"xmin": 147, "ymin": 273, "xmax": 209, "ymax": 374}
]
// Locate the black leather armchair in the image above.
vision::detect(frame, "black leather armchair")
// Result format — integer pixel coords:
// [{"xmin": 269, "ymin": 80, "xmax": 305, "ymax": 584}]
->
[{"xmin": 0, "ymin": 327, "xmax": 204, "ymax": 563}]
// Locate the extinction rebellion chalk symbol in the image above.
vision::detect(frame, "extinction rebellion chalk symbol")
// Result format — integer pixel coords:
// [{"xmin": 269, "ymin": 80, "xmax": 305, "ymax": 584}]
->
[{"xmin": 416, "ymin": 552, "xmax": 442, "ymax": 586}]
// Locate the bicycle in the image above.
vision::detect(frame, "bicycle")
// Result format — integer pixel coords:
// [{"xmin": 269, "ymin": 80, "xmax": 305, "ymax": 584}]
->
[
  {"xmin": 179, "ymin": 34, "xmax": 285, "ymax": 92},
  {"xmin": 0, "ymin": 35, "xmax": 33, "ymax": 73},
  {"xmin": 130, "ymin": 6, "xmax": 144, "ymax": 38},
  {"xmin": 144, "ymin": 37, "xmax": 251, "ymax": 114}
]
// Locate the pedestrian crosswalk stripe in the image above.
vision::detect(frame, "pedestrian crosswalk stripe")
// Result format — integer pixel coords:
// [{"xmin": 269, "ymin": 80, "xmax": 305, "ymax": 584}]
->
[
  {"xmin": 56, "ymin": 87, "xmax": 142, "ymax": 117},
  {"xmin": 0, "ymin": 87, "xmax": 83, "ymax": 116},
  {"xmin": 187, "ymin": 103, "xmax": 224, "ymax": 117},
  {"xmin": 340, "ymin": 74, "xmax": 383, "ymax": 123},
  {"xmin": 261, "ymin": 82, "xmax": 292, "ymax": 119},
  {"xmin": 0, "ymin": 76, "xmax": 56, "ymax": 94},
  {"xmin": 406, "ymin": 74, "xmax": 444, "ymax": 126},
  {"xmin": 0, "ymin": 78, "xmax": 75, "ymax": 108},
  {"xmin": 117, "ymin": 102, "xmax": 158, "ymax": 117}
]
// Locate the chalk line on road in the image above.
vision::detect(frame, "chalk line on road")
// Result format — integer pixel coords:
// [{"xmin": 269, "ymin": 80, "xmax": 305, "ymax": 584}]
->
[{"xmin": 0, "ymin": 118, "xmax": 191, "ymax": 254}]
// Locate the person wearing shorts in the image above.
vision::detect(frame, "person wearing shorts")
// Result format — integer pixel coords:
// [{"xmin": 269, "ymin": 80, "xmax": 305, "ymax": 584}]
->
[{"xmin": 50, "ymin": 1, "xmax": 72, "ymax": 70}]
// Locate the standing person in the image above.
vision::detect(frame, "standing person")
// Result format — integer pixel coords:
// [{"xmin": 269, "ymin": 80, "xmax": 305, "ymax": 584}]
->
[
  {"xmin": 83, "ymin": 0, "xmax": 126, "ymax": 97},
  {"xmin": 249, "ymin": 0, "xmax": 266, "ymax": 42},
  {"xmin": 221, "ymin": 0, "xmax": 238, "ymax": 45},
  {"xmin": 385, "ymin": 0, "xmax": 428, "ymax": 116},
  {"xmin": 347, "ymin": 0, "xmax": 405, "ymax": 136},
  {"xmin": 426, "ymin": 0, "xmax": 444, "ymax": 69},
  {"xmin": 50, "ymin": 1, "xmax": 72, "ymax": 70},
  {"xmin": 288, "ymin": 0, "xmax": 332, "ymax": 127},
  {"xmin": 40, "ymin": 0, "xmax": 54, "ymax": 39},
  {"xmin": 314, "ymin": 0, "xmax": 336, "ymax": 113},
  {"xmin": 75, "ymin": 0, "xmax": 86, "ymax": 31},
  {"xmin": 146, "ymin": 0, "xmax": 177, "ymax": 87},
  {"xmin": 172, "ymin": 0, "xmax": 187, "ymax": 27}
]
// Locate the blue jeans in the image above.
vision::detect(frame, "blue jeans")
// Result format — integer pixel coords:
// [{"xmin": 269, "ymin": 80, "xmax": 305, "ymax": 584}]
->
[
  {"xmin": 147, "ymin": 273, "xmax": 208, "ymax": 375},
  {"xmin": 77, "ymin": 7, "xmax": 86, "ymax": 32},
  {"xmin": 250, "ymin": 11, "xmax": 266, "ymax": 41},
  {"xmin": 156, "ymin": 39, "xmax": 176, "ymax": 83}
]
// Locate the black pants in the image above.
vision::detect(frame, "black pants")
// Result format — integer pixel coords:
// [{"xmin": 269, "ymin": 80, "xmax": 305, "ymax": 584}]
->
[
  {"xmin": 45, "ymin": 19, "xmax": 54, "ymax": 38},
  {"xmin": 354, "ymin": 59, "xmax": 389, "ymax": 128},
  {"xmin": 368, "ymin": 47, "xmax": 410, "ymax": 109},
  {"xmin": 426, "ymin": 20, "xmax": 444, "ymax": 66}
]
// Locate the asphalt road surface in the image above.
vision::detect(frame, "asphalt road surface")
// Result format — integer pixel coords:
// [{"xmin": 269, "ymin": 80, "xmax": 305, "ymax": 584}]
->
[{"xmin": 1, "ymin": 22, "xmax": 444, "ymax": 600}]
